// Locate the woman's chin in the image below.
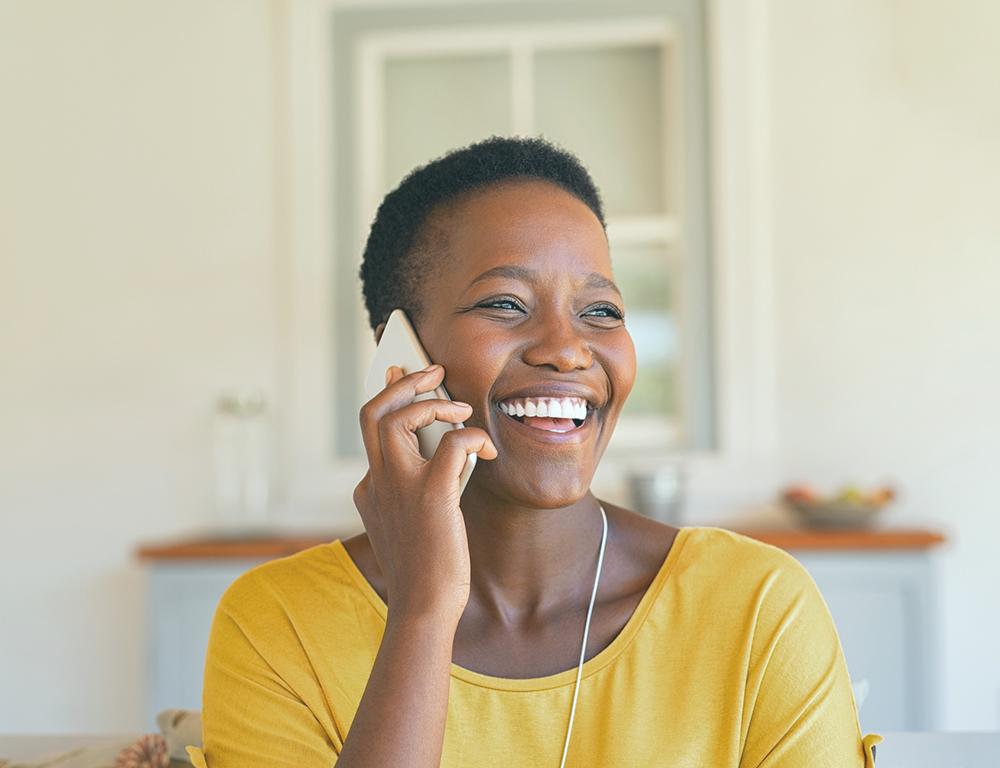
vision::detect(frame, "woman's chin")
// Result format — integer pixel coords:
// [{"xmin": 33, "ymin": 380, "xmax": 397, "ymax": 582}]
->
[{"xmin": 468, "ymin": 466, "xmax": 594, "ymax": 510}]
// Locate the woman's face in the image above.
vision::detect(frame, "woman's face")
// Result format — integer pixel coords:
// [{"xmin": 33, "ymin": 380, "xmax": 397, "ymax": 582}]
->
[{"xmin": 407, "ymin": 178, "xmax": 636, "ymax": 508}]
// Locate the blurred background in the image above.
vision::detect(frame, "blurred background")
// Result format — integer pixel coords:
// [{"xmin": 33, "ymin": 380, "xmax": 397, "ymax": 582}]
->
[{"xmin": 2, "ymin": 0, "xmax": 998, "ymax": 741}]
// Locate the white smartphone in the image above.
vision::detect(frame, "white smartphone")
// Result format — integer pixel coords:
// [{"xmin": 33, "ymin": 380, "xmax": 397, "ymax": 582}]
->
[{"xmin": 363, "ymin": 308, "xmax": 477, "ymax": 494}]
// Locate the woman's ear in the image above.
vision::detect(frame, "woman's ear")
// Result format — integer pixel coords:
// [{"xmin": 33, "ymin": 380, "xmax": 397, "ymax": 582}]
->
[{"xmin": 374, "ymin": 322, "xmax": 386, "ymax": 344}]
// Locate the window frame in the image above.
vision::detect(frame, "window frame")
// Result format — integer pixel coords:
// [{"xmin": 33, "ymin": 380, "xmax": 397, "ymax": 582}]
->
[
  {"xmin": 275, "ymin": 0, "xmax": 778, "ymax": 527},
  {"xmin": 354, "ymin": 16, "xmax": 697, "ymax": 455}
]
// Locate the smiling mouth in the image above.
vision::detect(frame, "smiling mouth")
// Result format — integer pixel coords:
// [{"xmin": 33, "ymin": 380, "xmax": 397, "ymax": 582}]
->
[{"xmin": 495, "ymin": 403, "xmax": 590, "ymax": 433}]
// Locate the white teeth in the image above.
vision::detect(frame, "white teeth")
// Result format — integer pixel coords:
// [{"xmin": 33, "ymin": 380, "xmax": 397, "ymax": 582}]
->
[{"xmin": 499, "ymin": 396, "xmax": 590, "ymax": 420}]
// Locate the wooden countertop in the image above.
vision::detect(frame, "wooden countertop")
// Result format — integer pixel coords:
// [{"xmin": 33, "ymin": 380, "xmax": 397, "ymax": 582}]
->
[
  {"xmin": 136, "ymin": 530, "xmax": 356, "ymax": 560},
  {"xmin": 731, "ymin": 527, "xmax": 945, "ymax": 551},
  {"xmin": 136, "ymin": 526, "xmax": 946, "ymax": 561}
]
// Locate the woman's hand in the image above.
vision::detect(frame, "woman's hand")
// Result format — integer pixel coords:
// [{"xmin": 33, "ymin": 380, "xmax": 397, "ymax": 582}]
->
[{"xmin": 353, "ymin": 364, "xmax": 497, "ymax": 625}]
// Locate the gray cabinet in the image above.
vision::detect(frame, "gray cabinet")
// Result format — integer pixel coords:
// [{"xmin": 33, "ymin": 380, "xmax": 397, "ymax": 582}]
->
[
  {"xmin": 795, "ymin": 549, "xmax": 939, "ymax": 732},
  {"xmin": 146, "ymin": 560, "xmax": 266, "ymax": 726}
]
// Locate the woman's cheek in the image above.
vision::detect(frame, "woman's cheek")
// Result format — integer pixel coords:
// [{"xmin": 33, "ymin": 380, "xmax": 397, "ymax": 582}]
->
[
  {"xmin": 438, "ymin": 347, "xmax": 506, "ymax": 411},
  {"xmin": 606, "ymin": 330, "xmax": 638, "ymax": 405}
]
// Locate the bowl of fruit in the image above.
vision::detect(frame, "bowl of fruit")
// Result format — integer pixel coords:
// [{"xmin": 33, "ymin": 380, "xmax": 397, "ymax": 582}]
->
[{"xmin": 781, "ymin": 484, "xmax": 896, "ymax": 529}]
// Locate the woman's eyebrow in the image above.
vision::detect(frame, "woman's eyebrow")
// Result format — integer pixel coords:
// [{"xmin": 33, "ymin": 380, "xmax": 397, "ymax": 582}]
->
[
  {"xmin": 467, "ymin": 265, "xmax": 622, "ymax": 296},
  {"xmin": 584, "ymin": 272, "xmax": 622, "ymax": 297},
  {"xmin": 467, "ymin": 264, "xmax": 537, "ymax": 287}
]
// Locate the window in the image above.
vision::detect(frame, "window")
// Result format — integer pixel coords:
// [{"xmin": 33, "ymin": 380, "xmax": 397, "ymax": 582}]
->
[{"xmin": 330, "ymin": 0, "xmax": 714, "ymax": 458}]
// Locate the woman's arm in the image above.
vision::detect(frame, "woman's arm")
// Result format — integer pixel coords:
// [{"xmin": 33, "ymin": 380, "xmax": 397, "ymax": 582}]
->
[
  {"xmin": 337, "ymin": 610, "xmax": 458, "ymax": 767},
  {"xmin": 738, "ymin": 554, "xmax": 875, "ymax": 768},
  {"xmin": 338, "ymin": 363, "xmax": 496, "ymax": 765}
]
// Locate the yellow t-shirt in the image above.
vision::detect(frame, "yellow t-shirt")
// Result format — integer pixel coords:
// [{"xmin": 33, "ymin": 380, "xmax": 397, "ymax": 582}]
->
[{"xmin": 187, "ymin": 526, "xmax": 881, "ymax": 767}]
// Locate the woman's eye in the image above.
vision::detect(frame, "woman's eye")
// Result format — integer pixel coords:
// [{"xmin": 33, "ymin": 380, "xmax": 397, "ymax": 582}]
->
[
  {"xmin": 474, "ymin": 299, "xmax": 623, "ymax": 320},
  {"xmin": 585, "ymin": 304, "xmax": 624, "ymax": 320},
  {"xmin": 478, "ymin": 298, "xmax": 524, "ymax": 312}
]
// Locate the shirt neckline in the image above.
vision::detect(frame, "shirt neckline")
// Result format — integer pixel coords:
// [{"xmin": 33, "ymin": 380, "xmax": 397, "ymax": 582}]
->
[{"xmin": 329, "ymin": 526, "xmax": 692, "ymax": 692}]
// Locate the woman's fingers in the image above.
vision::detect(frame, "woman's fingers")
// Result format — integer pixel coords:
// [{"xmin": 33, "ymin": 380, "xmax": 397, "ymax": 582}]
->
[
  {"xmin": 352, "ymin": 362, "xmax": 482, "ymax": 620},
  {"xmin": 359, "ymin": 361, "xmax": 496, "ymax": 502},
  {"xmin": 359, "ymin": 364, "xmax": 446, "ymax": 468},
  {"xmin": 379, "ymin": 398, "xmax": 475, "ymax": 461},
  {"xmin": 425, "ymin": 427, "xmax": 497, "ymax": 492}
]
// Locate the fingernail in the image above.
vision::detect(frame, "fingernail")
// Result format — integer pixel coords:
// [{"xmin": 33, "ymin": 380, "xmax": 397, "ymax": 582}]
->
[
  {"xmin": 384, "ymin": 366, "xmax": 393, "ymax": 385},
  {"xmin": 423, "ymin": 363, "xmax": 442, "ymax": 372},
  {"xmin": 454, "ymin": 401, "xmax": 472, "ymax": 409}
]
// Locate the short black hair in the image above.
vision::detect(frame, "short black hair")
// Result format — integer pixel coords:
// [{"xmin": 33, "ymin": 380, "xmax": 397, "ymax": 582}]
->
[{"xmin": 358, "ymin": 135, "xmax": 606, "ymax": 332}]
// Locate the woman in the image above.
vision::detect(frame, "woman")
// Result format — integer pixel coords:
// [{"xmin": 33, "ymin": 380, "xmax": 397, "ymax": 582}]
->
[{"xmin": 190, "ymin": 136, "xmax": 880, "ymax": 767}]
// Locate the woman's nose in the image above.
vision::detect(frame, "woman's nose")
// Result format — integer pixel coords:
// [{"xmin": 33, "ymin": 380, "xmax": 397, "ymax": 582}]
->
[{"xmin": 522, "ymin": 316, "xmax": 594, "ymax": 372}]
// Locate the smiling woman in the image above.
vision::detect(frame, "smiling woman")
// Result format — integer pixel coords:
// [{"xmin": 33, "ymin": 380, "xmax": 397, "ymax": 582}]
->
[{"xmin": 189, "ymin": 137, "xmax": 880, "ymax": 768}]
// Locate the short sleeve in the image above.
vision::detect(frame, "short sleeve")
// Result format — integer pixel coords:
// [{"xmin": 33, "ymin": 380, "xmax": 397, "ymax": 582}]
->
[
  {"xmin": 197, "ymin": 583, "xmax": 342, "ymax": 767},
  {"xmin": 738, "ymin": 554, "xmax": 881, "ymax": 768},
  {"xmin": 186, "ymin": 745, "xmax": 209, "ymax": 768}
]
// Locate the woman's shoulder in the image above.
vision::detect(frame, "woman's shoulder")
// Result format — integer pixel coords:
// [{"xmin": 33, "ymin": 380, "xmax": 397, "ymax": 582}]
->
[
  {"xmin": 667, "ymin": 523, "xmax": 804, "ymax": 573},
  {"xmin": 596, "ymin": 508, "xmax": 824, "ymax": 642},
  {"xmin": 673, "ymin": 525, "xmax": 828, "ymax": 622},
  {"xmin": 214, "ymin": 538, "xmax": 360, "ymax": 624},
  {"xmin": 689, "ymin": 526, "xmax": 809, "ymax": 576},
  {"xmin": 601, "ymin": 503, "xmax": 805, "ymax": 585}
]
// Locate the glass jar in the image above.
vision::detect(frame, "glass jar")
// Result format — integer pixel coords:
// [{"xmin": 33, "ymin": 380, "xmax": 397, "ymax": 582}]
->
[
  {"xmin": 213, "ymin": 388, "xmax": 271, "ymax": 530},
  {"xmin": 627, "ymin": 463, "xmax": 685, "ymax": 525}
]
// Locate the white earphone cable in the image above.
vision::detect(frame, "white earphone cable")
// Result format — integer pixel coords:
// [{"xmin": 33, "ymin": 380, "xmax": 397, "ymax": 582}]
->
[{"xmin": 558, "ymin": 504, "xmax": 608, "ymax": 768}]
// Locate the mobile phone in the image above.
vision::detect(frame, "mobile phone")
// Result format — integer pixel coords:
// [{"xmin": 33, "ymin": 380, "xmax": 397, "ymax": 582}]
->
[{"xmin": 363, "ymin": 308, "xmax": 477, "ymax": 494}]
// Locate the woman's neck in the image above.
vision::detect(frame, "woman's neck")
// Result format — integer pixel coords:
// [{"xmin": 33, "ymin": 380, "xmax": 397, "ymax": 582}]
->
[{"xmin": 458, "ymin": 487, "xmax": 608, "ymax": 626}]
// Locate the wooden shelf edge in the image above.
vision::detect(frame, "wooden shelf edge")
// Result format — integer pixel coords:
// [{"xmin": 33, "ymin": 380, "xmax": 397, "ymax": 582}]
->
[
  {"xmin": 135, "ymin": 531, "xmax": 353, "ymax": 561},
  {"xmin": 135, "ymin": 526, "xmax": 947, "ymax": 561},
  {"xmin": 730, "ymin": 527, "xmax": 947, "ymax": 551}
]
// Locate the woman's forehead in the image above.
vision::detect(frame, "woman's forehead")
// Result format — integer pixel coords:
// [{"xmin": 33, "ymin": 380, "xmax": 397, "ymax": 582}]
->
[{"xmin": 434, "ymin": 179, "xmax": 611, "ymax": 286}]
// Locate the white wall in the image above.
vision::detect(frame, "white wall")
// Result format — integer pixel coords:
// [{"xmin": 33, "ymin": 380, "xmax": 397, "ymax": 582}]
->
[
  {"xmin": 0, "ymin": 0, "xmax": 279, "ymax": 731},
  {"xmin": 1, "ymin": 0, "xmax": 998, "ymax": 734},
  {"xmin": 767, "ymin": 0, "xmax": 1000, "ymax": 729}
]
